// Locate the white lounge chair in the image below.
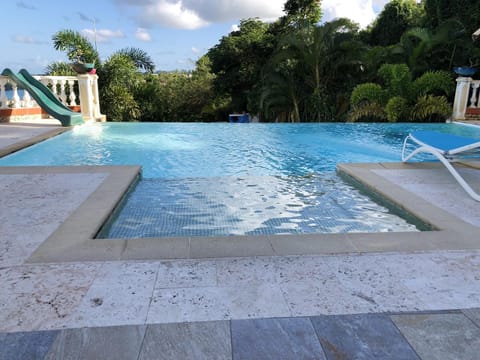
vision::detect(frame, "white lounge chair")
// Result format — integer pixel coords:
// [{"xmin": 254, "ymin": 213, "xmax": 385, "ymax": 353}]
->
[{"xmin": 402, "ymin": 130, "xmax": 480, "ymax": 201}]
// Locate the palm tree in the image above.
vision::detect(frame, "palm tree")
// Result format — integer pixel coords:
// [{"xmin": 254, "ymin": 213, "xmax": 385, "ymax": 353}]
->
[
  {"xmin": 51, "ymin": 30, "xmax": 155, "ymax": 73},
  {"xmin": 261, "ymin": 18, "xmax": 365, "ymax": 121},
  {"xmin": 111, "ymin": 47, "xmax": 155, "ymax": 73},
  {"xmin": 393, "ymin": 19, "xmax": 479, "ymax": 76},
  {"xmin": 52, "ymin": 29, "xmax": 100, "ymax": 66}
]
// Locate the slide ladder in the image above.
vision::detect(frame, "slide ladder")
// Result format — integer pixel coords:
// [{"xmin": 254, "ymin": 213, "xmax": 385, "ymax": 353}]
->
[{"xmin": 1, "ymin": 68, "xmax": 84, "ymax": 127}]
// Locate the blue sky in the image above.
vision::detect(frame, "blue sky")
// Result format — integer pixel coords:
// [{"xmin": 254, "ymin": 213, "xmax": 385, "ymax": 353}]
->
[{"xmin": 1, "ymin": 0, "xmax": 389, "ymax": 74}]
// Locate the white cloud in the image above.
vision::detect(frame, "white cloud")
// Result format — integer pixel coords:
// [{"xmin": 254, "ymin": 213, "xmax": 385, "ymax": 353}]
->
[
  {"xmin": 191, "ymin": 46, "xmax": 200, "ymax": 54},
  {"xmin": 322, "ymin": 0, "xmax": 389, "ymax": 28},
  {"xmin": 135, "ymin": 28, "xmax": 152, "ymax": 41},
  {"xmin": 114, "ymin": 0, "xmax": 387, "ymax": 30},
  {"xmin": 114, "ymin": 0, "xmax": 283, "ymax": 29},
  {"xmin": 12, "ymin": 34, "xmax": 46, "ymax": 45},
  {"xmin": 82, "ymin": 29, "xmax": 125, "ymax": 43}
]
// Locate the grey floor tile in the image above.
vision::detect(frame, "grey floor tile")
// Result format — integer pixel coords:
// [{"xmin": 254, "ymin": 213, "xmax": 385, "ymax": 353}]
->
[
  {"xmin": 462, "ymin": 308, "xmax": 480, "ymax": 328},
  {"xmin": 311, "ymin": 313, "xmax": 419, "ymax": 360},
  {"xmin": 44, "ymin": 325, "xmax": 146, "ymax": 360},
  {"xmin": 139, "ymin": 321, "xmax": 231, "ymax": 360},
  {"xmin": 392, "ymin": 313, "xmax": 480, "ymax": 360},
  {"xmin": 231, "ymin": 317, "xmax": 326, "ymax": 360},
  {"xmin": 0, "ymin": 330, "xmax": 59, "ymax": 360}
]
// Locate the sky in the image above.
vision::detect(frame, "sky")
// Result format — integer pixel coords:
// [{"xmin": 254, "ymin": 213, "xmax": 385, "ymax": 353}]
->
[{"xmin": 1, "ymin": 0, "xmax": 390, "ymax": 74}]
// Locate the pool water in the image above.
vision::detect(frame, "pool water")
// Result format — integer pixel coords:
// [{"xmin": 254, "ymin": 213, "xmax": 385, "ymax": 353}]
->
[{"xmin": 2, "ymin": 122, "xmax": 479, "ymax": 237}]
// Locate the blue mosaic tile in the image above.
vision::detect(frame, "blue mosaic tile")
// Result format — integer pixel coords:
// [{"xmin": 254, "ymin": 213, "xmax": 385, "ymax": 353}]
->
[{"xmin": 102, "ymin": 174, "xmax": 418, "ymax": 239}]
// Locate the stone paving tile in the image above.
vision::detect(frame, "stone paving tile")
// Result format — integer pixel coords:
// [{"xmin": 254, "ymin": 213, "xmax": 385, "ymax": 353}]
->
[
  {"xmin": 279, "ymin": 278, "xmax": 376, "ymax": 316},
  {"xmin": 45, "ymin": 325, "xmax": 146, "ymax": 360},
  {"xmin": 147, "ymin": 283, "xmax": 291, "ymax": 323},
  {"xmin": 403, "ymin": 252, "xmax": 480, "ymax": 310},
  {"xmin": 462, "ymin": 307, "xmax": 480, "ymax": 327},
  {"xmin": 155, "ymin": 259, "xmax": 217, "ymax": 288},
  {"xmin": 216, "ymin": 256, "xmax": 278, "ymax": 285},
  {"xmin": 139, "ymin": 321, "xmax": 231, "ymax": 360},
  {"xmin": 0, "ymin": 173, "xmax": 107, "ymax": 268},
  {"xmin": 275, "ymin": 255, "xmax": 369, "ymax": 316},
  {"xmin": 231, "ymin": 317, "xmax": 326, "ymax": 360},
  {"xmin": 392, "ymin": 313, "xmax": 480, "ymax": 360},
  {"xmin": 311, "ymin": 313, "xmax": 419, "ymax": 360},
  {"xmin": 64, "ymin": 262, "xmax": 159, "ymax": 328},
  {"xmin": 0, "ymin": 330, "xmax": 59, "ymax": 360},
  {"xmin": 276, "ymin": 254, "xmax": 429, "ymax": 317},
  {"xmin": 333, "ymin": 254, "xmax": 431, "ymax": 313},
  {"xmin": 0, "ymin": 264, "xmax": 99, "ymax": 332},
  {"xmin": 0, "ymin": 263, "xmax": 99, "ymax": 295}
]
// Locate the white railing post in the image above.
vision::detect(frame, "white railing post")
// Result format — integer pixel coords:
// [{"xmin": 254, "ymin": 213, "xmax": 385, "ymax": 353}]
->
[
  {"xmin": 470, "ymin": 83, "xmax": 480, "ymax": 108},
  {"xmin": 68, "ymin": 79, "xmax": 77, "ymax": 106},
  {"xmin": 452, "ymin": 77, "xmax": 472, "ymax": 121},
  {"xmin": 22, "ymin": 90, "xmax": 34, "ymax": 108},
  {"xmin": 0, "ymin": 78, "xmax": 8, "ymax": 109},
  {"xmin": 11, "ymin": 84, "xmax": 21, "ymax": 108}
]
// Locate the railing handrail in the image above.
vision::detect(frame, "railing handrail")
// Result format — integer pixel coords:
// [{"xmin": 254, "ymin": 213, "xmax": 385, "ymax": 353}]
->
[{"xmin": 33, "ymin": 75, "xmax": 78, "ymax": 81}]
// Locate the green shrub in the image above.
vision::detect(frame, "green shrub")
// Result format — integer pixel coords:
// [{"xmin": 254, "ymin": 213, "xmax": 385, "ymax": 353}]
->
[
  {"xmin": 411, "ymin": 95, "xmax": 451, "ymax": 122},
  {"xmin": 350, "ymin": 83, "xmax": 386, "ymax": 106},
  {"xmin": 378, "ymin": 63, "xmax": 413, "ymax": 98},
  {"xmin": 412, "ymin": 70, "xmax": 454, "ymax": 98},
  {"xmin": 349, "ymin": 102, "xmax": 387, "ymax": 122},
  {"xmin": 385, "ymin": 96, "xmax": 409, "ymax": 122}
]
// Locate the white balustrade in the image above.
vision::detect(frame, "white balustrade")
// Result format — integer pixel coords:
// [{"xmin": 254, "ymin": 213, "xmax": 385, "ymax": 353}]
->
[
  {"xmin": 33, "ymin": 75, "xmax": 79, "ymax": 106},
  {"xmin": 452, "ymin": 77, "xmax": 480, "ymax": 120},
  {"xmin": 0, "ymin": 73, "xmax": 105, "ymax": 123},
  {"xmin": 0, "ymin": 75, "xmax": 80, "ymax": 110}
]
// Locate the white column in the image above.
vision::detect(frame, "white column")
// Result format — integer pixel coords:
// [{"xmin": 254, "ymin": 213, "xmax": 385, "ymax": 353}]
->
[
  {"xmin": 77, "ymin": 74, "xmax": 104, "ymax": 121},
  {"xmin": 452, "ymin": 77, "xmax": 472, "ymax": 121},
  {"xmin": 90, "ymin": 74, "xmax": 102, "ymax": 119},
  {"xmin": 77, "ymin": 74, "xmax": 94, "ymax": 120}
]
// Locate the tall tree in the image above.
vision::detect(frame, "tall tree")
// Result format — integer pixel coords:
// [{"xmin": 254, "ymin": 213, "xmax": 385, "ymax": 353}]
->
[
  {"xmin": 367, "ymin": 0, "xmax": 424, "ymax": 46},
  {"xmin": 207, "ymin": 18, "xmax": 274, "ymax": 112},
  {"xmin": 283, "ymin": 0, "xmax": 322, "ymax": 26},
  {"xmin": 262, "ymin": 18, "xmax": 364, "ymax": 122},
  {"xmin": 424, "ymin": 0, "xmax": 480, "ymax": 34}
]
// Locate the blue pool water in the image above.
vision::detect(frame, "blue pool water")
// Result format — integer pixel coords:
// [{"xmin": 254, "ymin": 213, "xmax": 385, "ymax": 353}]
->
[{"xmin": 2, "ymin": 122, "xmax": 479, "ymax": 237}]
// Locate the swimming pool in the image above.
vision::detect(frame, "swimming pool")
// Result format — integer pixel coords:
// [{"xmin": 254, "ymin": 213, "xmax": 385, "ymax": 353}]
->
[{"xmin": 2, "ymin": 122, "xmax": 478, "ymax": 237}]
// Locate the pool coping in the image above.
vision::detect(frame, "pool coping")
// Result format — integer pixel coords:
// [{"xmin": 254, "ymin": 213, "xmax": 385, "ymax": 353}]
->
[
  {"xmin": 0, "ymin": 126, "xmax": 70, "ymax": 158},
  {"xmin": 2, "ymin": 162, "xmax": 476, "ymax": 264}
]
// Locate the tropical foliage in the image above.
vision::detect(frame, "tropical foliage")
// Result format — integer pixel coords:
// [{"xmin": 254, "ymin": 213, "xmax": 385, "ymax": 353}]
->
[
  {"xmin": 46, "ymin": 0, "xmax": 480, "ymax": 122},
  {"xmin": 349, "ymin": 63, "xmax": 454, "ymax": 122}
]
